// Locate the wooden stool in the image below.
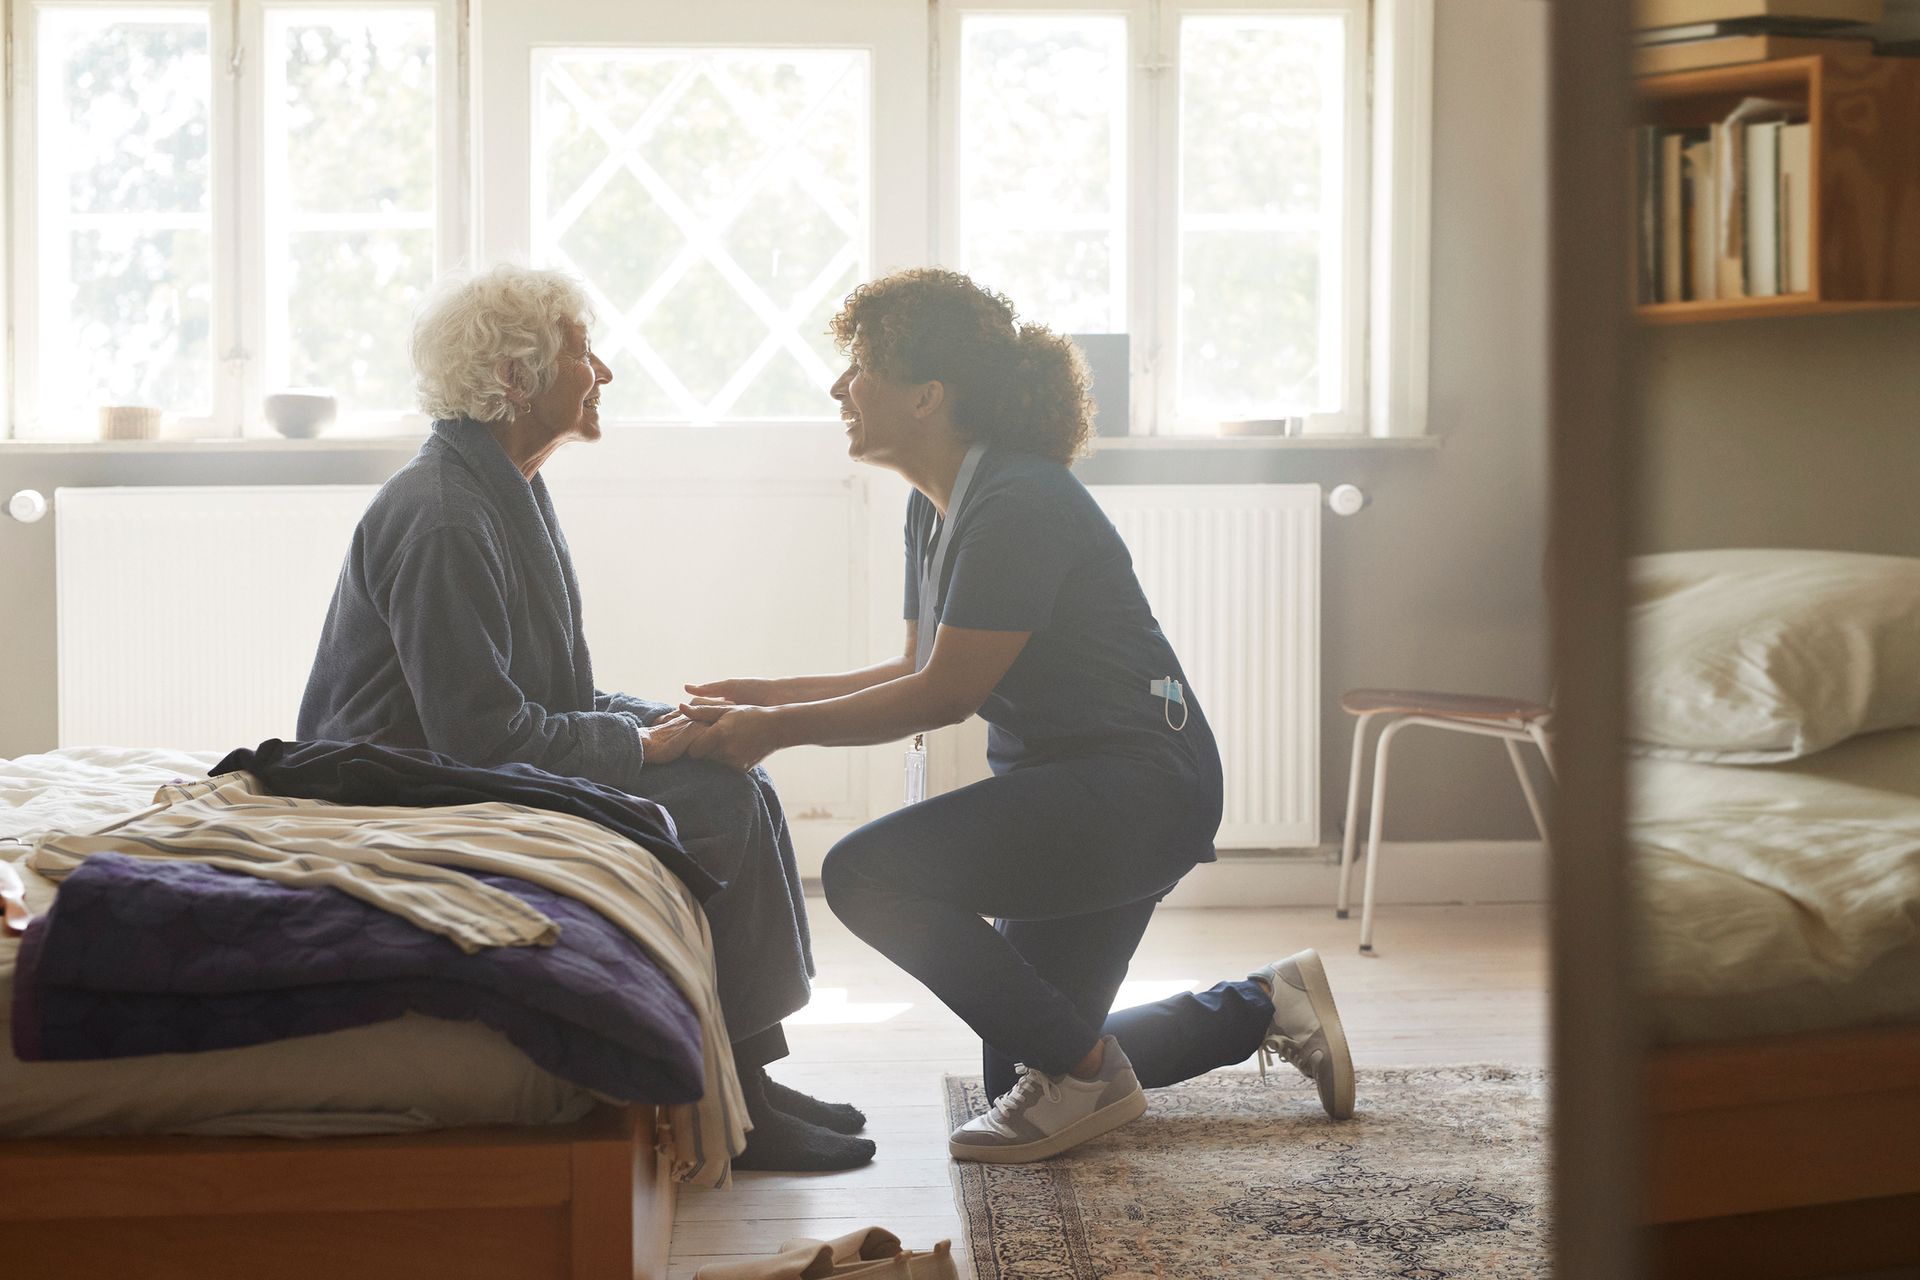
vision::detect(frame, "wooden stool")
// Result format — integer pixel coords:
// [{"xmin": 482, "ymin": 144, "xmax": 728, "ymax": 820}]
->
[{"xmin": 1337, "ymin": 688, "xmax": 1554, "ymax": 953}]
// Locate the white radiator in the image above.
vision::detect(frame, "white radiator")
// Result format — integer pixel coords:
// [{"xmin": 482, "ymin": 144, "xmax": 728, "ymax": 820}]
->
[
  {"xmin": 50, "ymin": 476, "xmax": 885, "ymax": 873},
  {"xmin": 53, "ymin": 476, "xmax": 1319, "ymax": 855},
  {"xmin": 56, "ymin": 486, "xmax": 381, "ymax": 750},
  {"xmin": 1087, "ymin": 484, "xmax": 1321, "ymax": 849}
]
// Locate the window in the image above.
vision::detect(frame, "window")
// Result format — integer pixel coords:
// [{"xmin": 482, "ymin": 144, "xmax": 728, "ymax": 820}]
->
[
  {"xmin": 28, "ymin": 6, "xmax": 217, "ymax": 429},
  {"xmin": 7, "ymin": 0, "xmax": 459, "ymax": 438},
  {"xmin": 531, "ymin": 48, "xmax": 869, "ymax": 423},
  {"xmin": 6, "ymin": 0, "xmax": 1429, "ymax": 440},
  {"xmin": 942, "ymin": 0, "xmax": 1382, "ymax": 436},
  {"xmin": 260, "ymin": 7, "xmax": 442, "ymax": 421},
  {"xmin": 955, "ymin": 14, "xmax": 1128, "ymax": 336}
]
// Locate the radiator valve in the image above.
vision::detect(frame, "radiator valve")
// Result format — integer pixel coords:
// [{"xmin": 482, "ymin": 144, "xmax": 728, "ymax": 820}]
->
[{"xmin": 7, "ymin": 490, "xmax": 48, "ymax": 524}]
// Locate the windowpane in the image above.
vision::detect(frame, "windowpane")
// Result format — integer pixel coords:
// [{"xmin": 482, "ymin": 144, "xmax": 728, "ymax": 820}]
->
[
  {"xmin": 265, "ymin": 9, "xmax": 438, "ymax": 420},
  {"xmin": 38, "ymin": 7, "xmax": 213, "ymax": 420},
  {"xmin": 534, "ymin": 49, "xmax": 870, "ymax": 423},
  {"xmin": 285, "ymin": 229, "xmax": 434, "ymax": 413},
  {"xmin": 1178, "ymin": 15, "xmax": 1346, "ymax": 422},
  {"xmin": 958, "ymin": 15, "xmax": 1126, "ymax": 333}
]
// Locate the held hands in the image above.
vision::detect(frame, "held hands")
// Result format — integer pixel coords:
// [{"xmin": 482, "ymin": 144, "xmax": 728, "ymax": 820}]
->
[
  {"xmin": 677, "ymin": 699, "xmax": 785, "ymax": 771},
  {"xmin": 637, "ymin": 714, "xmax": 706, "ymax": 767}
]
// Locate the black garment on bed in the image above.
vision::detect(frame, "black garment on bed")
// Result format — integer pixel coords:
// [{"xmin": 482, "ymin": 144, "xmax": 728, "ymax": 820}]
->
[{"xmin": 214, "ymin": 737, "xmax": 720, "ymax": 902}]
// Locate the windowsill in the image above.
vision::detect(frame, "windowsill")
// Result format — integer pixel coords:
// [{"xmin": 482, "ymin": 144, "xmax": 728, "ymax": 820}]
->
[
  {"xmin": 1092, "ymin": 434, "xmax": 1441, "ymax": 452},
  {"xmin": 1, "ymin": 428, "xmax": 1444, "ymax": 455},
  {"xmin": 0, "ymin": 433, "xmax": 428, "ymax": 453}
]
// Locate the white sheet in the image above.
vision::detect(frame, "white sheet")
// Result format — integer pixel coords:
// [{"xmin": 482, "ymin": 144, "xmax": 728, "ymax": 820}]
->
[
  {"xmin": 1, "ymin": 747, "xmax": 594, "ymax": 1137},
  {"xmin": 1631, "ymin": 727, "xmax": 1920, "ymax": 1044}
]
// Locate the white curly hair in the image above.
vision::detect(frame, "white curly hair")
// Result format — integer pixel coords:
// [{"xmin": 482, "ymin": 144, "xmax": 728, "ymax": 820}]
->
[{"xmin": 411, "ymin": 265, "xmax": 596, "ymax": 423}]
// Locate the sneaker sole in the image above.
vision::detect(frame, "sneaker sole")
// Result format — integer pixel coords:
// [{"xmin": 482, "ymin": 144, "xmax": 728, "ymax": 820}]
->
[
  {"xmin": 1293, "ymin": 950, "xmax": 1356, "ymax": 1120},
  {"xmin": 948, "ymin": 1086, "xmax": 1148, "ymax": 1164}
]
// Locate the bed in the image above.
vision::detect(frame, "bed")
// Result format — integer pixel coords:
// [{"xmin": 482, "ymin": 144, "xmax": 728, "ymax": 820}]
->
[
  {"xmin": 0, "ymin": 747, "xmax": 690, "ymax": 1280},
  {"xmin": 1626, "ymin": 551, "xmax": 1920, "ymax": 1278}
]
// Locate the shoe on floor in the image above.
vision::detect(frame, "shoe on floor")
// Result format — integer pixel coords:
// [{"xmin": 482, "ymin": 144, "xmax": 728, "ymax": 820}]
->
[
  {"xmin": 949, "ymin": 1035, "xmax": 1146, "ymax": 1164},
  {"xmin": 1251, "ymin": 949, "xmax": 1356, "ymax": 1120}
]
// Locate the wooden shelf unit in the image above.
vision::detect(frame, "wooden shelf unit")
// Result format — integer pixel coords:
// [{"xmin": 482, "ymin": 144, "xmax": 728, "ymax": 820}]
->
[{"xmin": 1634, "ymin": 54, "xmax": 1920, "ymax": 324}]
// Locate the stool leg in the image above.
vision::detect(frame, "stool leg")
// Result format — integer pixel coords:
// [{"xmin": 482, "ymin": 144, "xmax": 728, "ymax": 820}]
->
[
  {"xmin": 1337, "ymin": 712, "xmax": 1378, "ymax": 920},
  {"xmin": 1359, "ymin": 719, "xmax": 1406, "ymax": 955},
  {"xmin": 1504, "ymin": 736, "xmax": 1550, "ymax": 842},
  {"xmin": 1526, "ymin": 722, "xmax": 1556, "ymax": 780}
]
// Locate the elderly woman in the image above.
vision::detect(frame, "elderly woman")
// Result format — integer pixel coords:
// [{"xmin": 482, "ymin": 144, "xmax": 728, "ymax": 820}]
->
[{"xmin": 296, "ymin": 265, "xmax": 870, "ymax": 1171}]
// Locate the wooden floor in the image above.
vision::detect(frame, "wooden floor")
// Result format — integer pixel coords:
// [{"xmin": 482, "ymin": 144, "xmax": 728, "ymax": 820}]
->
[{"xmin": 668, "ymin": 900, "xmax": 1550, "ymax": 1279}]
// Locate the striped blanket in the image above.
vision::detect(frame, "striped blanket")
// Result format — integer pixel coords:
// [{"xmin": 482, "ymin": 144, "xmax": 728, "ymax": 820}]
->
[{"xmin": 28, "ymin": 772, "xmax": 747, "ymax": 1186}]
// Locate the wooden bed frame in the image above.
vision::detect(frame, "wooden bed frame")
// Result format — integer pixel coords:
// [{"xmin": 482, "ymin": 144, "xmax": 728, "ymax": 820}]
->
[
  {"xmin": 1645, "ymin": 1025, "xmax": 1920, "ymax": 1279},
  {"xmin": 0, "ymin": 1103, "xmax": 675, "ymax": 1280}
]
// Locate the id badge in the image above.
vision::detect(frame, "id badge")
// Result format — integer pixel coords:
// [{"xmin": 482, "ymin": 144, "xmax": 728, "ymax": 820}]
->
[{"xmin": 904, "ymin": 732, "xmax": 928, "ymax": 805}]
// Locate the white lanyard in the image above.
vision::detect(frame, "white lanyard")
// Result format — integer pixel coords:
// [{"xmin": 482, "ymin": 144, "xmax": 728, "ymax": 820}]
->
[{"xmin": 914, "ymin": 443, "xmax": 988, "ymax": 672}]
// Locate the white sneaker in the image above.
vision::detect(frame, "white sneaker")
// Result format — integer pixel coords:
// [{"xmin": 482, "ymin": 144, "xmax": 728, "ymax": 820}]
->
[
  {"xmin": 949, "ymin": 1035, "xmax": 1147, "ymax": 1164},
  {"xmin": 1251, "ymin": 949, "xmax": 1355, "ymax": 1120}
]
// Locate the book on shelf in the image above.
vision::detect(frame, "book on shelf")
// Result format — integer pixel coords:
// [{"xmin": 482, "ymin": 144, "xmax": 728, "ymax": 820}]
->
[
  {"xmin": 1636, "ymin": 17, "xmax": 1879, "ymax": 42},
  {"xmin": 1661, "ymin": 132, "xmax": 1687, "ymax": 303},
  {"xmin": 1636, "ymin": 127, "xmax": 1659, "ymax": 304},
  {"xmin": 1683, "ymin": 137, "xmax": 1718, "ymax": 301},
  {"xmin": 1633, "ymin": 97, "xmax": 1810, "ymax": 307},
  {"xmin": 1634, "ymin": 0, "xmax": 1882, "ymax": 30},
  {"xmin": 1780, "ymin": 121, "xmax": 1812, "ymax": 294},
  {"xmin": 1712, "ymin": 121, "xmax": 1746, "ymax": 298},
  {"xmin": 1634, "ymin": 32, "xmax": 1871, "ymax": 74},
  {"xmin": 1744, "ymin": 120, "xmax": 1783, "ymax": 297}
]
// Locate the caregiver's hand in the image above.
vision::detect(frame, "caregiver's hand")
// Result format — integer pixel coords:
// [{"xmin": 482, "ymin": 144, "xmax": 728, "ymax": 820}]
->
[
  {"xmin": 684, "ymin": 677, "xmax": 785, "ymax": 707},
  {"xmin": 639, "ymin": 713, "xmax": 706, "ymax": 766},
  {"xmin": 683, "ymin": 705, "xmax": 785, "ymax": 771}
]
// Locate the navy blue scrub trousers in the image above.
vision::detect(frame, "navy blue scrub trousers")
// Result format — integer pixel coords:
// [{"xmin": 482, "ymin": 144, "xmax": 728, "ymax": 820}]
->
[{"xmin": 820, "ymin": 755, "xmax": 1274, "ymax": 1102}]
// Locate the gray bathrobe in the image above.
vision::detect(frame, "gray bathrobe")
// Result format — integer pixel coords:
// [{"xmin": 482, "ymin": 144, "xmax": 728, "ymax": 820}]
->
[{"xmin": 298, "ymin": 418, "xmax": 811, "ymax": 1049}]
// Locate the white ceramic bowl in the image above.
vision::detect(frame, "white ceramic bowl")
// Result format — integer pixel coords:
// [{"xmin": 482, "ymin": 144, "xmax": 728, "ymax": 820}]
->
[{"xmin": 264, "ymin": 389, "xmax": 338, "ymax": 439}]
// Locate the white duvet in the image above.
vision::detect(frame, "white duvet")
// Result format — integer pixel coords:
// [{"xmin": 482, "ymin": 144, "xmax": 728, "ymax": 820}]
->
[
  {"xmin": 1631, "ymin": 727, "xmax": 1920, "ymax": 1043},
  {"xmin": 1, "ymin": 747, "xmax": 594, "ymax": 1138}
]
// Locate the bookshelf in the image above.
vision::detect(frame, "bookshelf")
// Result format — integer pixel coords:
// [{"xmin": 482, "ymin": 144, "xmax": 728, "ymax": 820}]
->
[{"xmin": 1635, "ymin": 54, "xmax": 1920, "ymax": 324}]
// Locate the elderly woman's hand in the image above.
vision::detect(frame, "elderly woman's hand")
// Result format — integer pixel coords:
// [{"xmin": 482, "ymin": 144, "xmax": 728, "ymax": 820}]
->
[
  {"xmin": 638, "ymin": 714, "xmax": 707, "ymax": 767},
  {"xmin": 682, "ymin": 705, "xmax": 786, "ymax": 771}
]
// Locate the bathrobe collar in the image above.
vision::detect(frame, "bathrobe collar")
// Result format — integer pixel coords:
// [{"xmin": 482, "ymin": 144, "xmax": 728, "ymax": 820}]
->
[{"xmin": 428, "ymin": 418, "xmax": 592, "ymax": 695}]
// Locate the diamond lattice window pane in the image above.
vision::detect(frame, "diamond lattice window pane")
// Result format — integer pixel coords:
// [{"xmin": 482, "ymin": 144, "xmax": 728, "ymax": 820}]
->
[
  {"xmin": 266, "ymin": 8, "xmax": 437, "ymax": 419},
  {"xmin": 535, "ymin": 48, "xmax": 869, "ymax": 423},
  {"xmin": 959, "ymin": 15, "xmax": 1126, "ymax": 333},
  {"xmin": 635, "ymin": 259, "xmax": 770, "ymax": 407},
  {"xmin": 1177, "ymin": 15, "xmax": 1347, "ymax": 421},
  {"xmin": 38, "ymin": 6, "xmax": 213, "ymax": 421}
]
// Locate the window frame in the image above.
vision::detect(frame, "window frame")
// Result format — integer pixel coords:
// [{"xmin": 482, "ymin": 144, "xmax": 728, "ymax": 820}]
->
[
  {"xmin": 4, "ymin": 0, "xmax": 463, "ymax": 440},
  {"xmin": 9, "ymin": 0, "xmax": 238, "ymax": 438},
  {"xmin": 938, "ymin": 0, "xmax": 1432, "ymax": 439}
]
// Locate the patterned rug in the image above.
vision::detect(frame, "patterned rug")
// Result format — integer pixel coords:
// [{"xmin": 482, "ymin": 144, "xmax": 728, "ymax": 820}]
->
[{"xmin": 944, "ymin": 1067, "xmax": 1548, "ymax": 1279}]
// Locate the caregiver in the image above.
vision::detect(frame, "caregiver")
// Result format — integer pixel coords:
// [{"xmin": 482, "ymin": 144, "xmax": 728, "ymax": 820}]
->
[
  {"xmin": 680, "ymin": 268, "xmax": 1355, "ymax": 1164},
  {"xmin": 298, "ymin": 265, "xmax": 871, "ymax": 1172}
]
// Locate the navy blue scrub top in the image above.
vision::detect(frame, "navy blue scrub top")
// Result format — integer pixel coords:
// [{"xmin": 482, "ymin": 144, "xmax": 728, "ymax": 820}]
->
[{"xmin": 904, "ymin": 448, "xmax": 1224, "ymax": 801}]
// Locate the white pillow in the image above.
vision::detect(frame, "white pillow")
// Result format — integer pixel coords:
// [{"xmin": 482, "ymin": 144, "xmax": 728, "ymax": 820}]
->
[{"xmin": 1629, "ymin": 549, "xmax": 1920, "ymax": 762}]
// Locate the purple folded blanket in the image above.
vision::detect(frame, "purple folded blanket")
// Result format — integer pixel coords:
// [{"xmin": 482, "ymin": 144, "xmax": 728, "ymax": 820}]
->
[{"xmin": 10, "ymin": 852, "xmax": 704, "ymax": 1105}]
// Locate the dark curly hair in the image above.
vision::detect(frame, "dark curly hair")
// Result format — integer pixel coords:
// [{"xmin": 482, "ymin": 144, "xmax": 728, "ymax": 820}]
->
[{"xmin": 829, "ymin": 268, "xmax": 1095, "ymax": 464}]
